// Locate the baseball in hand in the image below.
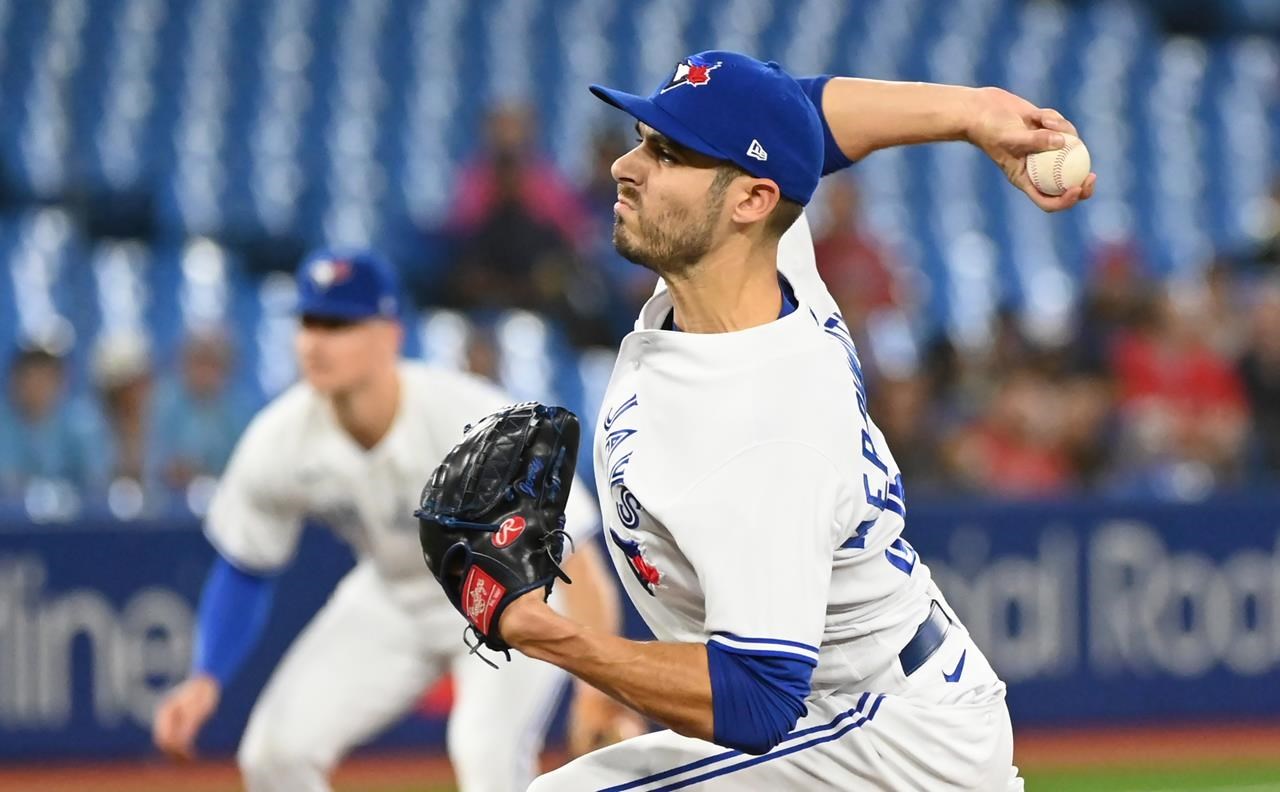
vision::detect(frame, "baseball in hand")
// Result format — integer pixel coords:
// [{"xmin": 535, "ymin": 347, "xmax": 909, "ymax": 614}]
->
[{"xmin": 1025, "ymin": 133, "xmax": 1091, "ymax": 196}]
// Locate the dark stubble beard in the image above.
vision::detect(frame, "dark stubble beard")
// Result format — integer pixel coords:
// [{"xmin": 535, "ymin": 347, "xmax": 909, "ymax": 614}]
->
[{"xmin": 612, "ymin": 170, "xmax": 734, "ymax": 278}]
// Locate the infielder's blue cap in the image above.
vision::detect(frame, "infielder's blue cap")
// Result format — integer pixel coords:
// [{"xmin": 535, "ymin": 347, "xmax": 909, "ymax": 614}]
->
[
  {"xmin": 295, "ymin": 248, "xmax": 399, "ymax": 321},
  {"xmin": 590, "ymin": 50, "xmax": 824, "ymax": 205}
]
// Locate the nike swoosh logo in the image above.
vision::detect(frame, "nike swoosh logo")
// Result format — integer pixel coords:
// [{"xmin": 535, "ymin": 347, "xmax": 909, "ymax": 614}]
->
[{"xmin": 942, "ymin": 650, "xmax": 966, "ymax": 683}]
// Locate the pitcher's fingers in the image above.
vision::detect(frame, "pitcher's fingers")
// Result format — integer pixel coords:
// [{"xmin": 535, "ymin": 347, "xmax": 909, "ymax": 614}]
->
[
  {"xmin": 1010, "ymin": 128, "xmax": 1067, "ymax": 157},
  {"xmin": 1023, "ymin": 182, "xmax": 1083, "ymax": 212},
  {"xmin": 1080, "ymin": 172, "xmax": 1098, "ymax": 199},
  {"xmin": 1032, "ymin": 108, "xmax": 1078, "ymax": 137}
]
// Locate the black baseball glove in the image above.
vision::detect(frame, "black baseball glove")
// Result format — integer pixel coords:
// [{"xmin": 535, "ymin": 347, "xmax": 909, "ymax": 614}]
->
[{"xmin": 415, "ymin": 402, "xmax": 579, "ymax": 664}]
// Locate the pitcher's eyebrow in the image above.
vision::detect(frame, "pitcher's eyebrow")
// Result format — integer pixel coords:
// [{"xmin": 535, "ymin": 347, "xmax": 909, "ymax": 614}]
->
[{"xmin": 636, "ymin": 121, "xmax": 688, "ymax": 156}]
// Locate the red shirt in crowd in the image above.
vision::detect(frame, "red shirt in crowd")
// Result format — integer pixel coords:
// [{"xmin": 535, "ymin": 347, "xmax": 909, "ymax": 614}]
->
[{"xmin": 1112, "ymin": 333, "xmax": 1247, "ymax": 415}]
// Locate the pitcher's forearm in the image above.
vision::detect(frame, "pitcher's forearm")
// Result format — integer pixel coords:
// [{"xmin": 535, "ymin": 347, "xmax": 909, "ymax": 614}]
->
[
  {"xmin": 504, "ymin": 599, "xmax": 714, "ymax": 741},
  {"xmin": 560, "ymin": 542, "xmax": 622, "ymax": 634},
  {"xmin": 821, "ymin": 78, "xmax": 982, "ymax": 162}
]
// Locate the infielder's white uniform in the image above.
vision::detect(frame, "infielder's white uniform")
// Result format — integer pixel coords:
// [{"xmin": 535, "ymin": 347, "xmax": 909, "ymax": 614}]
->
[
  {"xmin": 207, "ymin": 361, "xmax": 599, "ymax": 792},
  {"xmin": 532, "ymin": 216, "xmax": 1023, "ymax": 791}
]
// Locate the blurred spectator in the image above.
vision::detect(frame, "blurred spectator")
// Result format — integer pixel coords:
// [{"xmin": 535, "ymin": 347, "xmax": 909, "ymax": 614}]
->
[
  {"xmin": 812, "ymin": 175, "xmax": 906, "ymax": 332},
  {"xmin": 1055, "ymin": 374, "xmax": 1115, "ymax": 487},
  {"xmin": 918, "ymin": 337, "xmax": 968, "ymax": 422},
  {"xmin": 1250, "ymin": 176, "xmax": 1280, "ymax": 272},
  {"xmin": 91, "ymin": 331, "xmax": 155, "ymax": 490},
  {"xmin": 869, "ymin": 373, "xmax": 949, "ymax": 493},
  {"xmin": 944, "ymin": 367, "xmax": 1073, "ymax": 497},
  {"xmin": 152, "ymin": 331, "xmax": 253, "ymax": 491},
  {"xmin": 0, "ymin": 346, "xmax": 103, "ymax": 498},
  {"xmin": 446, "ymin": 149, "xmax": 611, "ymax": 346},
  {"xmin": 1107, "ymin": 284, "xmax": 1249, "ymax": 495},
  {"xmin": 1072, "ymin": 241, "xmax": 1151, "ymax": 375},
  {"xmin": 1202, "ymin": 258, "xmax": 1248, "ymax": 358},
  {"xmin": 1238, "ymin": 278, "xmax": 1280, "ymax": 478},
  {"xmin": 448, "ymin": 103, "xmax": 591, "ymax": 247},
  {"xmin": 989, "ymin": 307, "xmax": 1039, "ymax": 376},
  {"xmin": 447, "ymin": 150, "xmax": 575, "ymax": 307}
]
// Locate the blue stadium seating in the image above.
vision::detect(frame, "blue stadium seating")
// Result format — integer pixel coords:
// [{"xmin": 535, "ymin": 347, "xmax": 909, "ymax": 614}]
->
[{"xmin": 0, "ymin": 0, "xmax": 1276, "ymax": 437}]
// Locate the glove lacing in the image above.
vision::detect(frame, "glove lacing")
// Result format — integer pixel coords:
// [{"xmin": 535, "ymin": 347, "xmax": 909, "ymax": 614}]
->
[{"xmin": 462, "ymin": 624, "xmax": 511, "ymax": 669}]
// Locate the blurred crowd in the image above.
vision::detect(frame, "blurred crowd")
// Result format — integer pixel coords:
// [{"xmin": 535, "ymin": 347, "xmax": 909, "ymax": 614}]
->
[
  {"xmin": 3, "ymin": 103, "xmax": 1279, "ymax": 515},
  {"xmin": 1, "ymin": 328, "xmax": 255, "ymax": 517},
  {"xmin": 824, "ymin": 181, "xmax": 1280, "ymax": 501}
]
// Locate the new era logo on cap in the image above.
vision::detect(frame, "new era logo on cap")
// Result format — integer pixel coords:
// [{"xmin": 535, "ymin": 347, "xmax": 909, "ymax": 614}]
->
[{"xmin": 746, "ymin": 139, "xmax": 768, "ymax": 162}]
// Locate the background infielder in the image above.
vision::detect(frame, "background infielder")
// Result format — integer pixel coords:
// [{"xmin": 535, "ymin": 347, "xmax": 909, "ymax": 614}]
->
[
  {"xmin": 151, "ymin": 250, "xmax": 635, "ymax": 792},
  {"xmin": 484, "ymin": 52, "xmax": 1095, "ymax": 790}
]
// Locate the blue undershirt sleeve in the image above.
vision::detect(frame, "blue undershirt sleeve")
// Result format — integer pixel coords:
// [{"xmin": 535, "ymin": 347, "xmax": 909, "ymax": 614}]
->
[
  {"xmin": 192, "ymin": 554, "xmax": 276, "ymax": 687},
  {"xmin": 796, "ymin": 75, "xmax": 855, "ymax": 175},
  {"xmin": 706, "ymin": 640, "xmax": 815, "ymax": 755}
]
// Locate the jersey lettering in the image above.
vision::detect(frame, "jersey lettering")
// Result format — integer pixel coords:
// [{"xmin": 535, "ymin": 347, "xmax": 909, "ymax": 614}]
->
[
  {"xmin": 821, "ymin": 314, "xmax": 870, "ymax": 427},
  {"xmin": 865, "ymin": 473, "xmax": 906, "ymax": 517},
  {"xmin": 821, "ymin": 312, "xmax": 909, "ymax": 542},
  {"xmin": 603, "ymin": 393, "xmax": 644, "ymax": 531},
  {"xmin": 884, "ymin": 537, "xmax": 917, "ymax": 575},
  {"xmin": 605, "ymin": 427, "xmax": 637, "ymax": 455},
  {"xmin": 861, "ymin": 429, "xmax": 888, "ymax": 475},
  {"xmin": 609, "ymin": 452, "xmax": 632, "ymax": 487},
  {"xmin": 616, "ymin": 485, "xmax": 643, "ymax": 529},
  {"xmin": 841, "ymin": 516, "xmax": 877, "ymax": 550},
  {"xmin": 603, "ymin": 393, "xmax": 639, "ymax": 473},
  {"xmin": 602, "ymin": 394, "xmax": 639, "ymax": 430}
]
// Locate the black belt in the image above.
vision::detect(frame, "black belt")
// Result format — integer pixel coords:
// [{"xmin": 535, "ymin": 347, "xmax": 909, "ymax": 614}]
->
[{"xmin": 899, "ymin": 601, "xmax": 950, "ymax": 676}]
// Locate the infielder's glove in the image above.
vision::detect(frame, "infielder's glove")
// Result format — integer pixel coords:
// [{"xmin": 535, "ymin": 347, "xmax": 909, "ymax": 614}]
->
[{"xmin": 415, "ymin": 402, "xmax": 579, "ymax": 664}]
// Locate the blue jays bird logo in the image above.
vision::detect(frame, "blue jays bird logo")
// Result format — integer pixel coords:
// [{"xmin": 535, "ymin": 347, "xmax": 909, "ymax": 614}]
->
[
  {"xmin": 660, "ymin": 56, "xmax": 722, "ymax": 94},
  {"xmin": 309, "ymin": 259, "xmax": 353, "ymax": 289},
  {"xmin": 609, "ymin": 529, "xmax": 661, "ymax": 595}
]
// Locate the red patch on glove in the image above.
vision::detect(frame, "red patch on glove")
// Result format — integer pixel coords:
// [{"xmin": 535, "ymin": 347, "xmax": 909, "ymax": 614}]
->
[{"xmin": 462, "ymin": 566, "xmax": 507, "ymax": 635}]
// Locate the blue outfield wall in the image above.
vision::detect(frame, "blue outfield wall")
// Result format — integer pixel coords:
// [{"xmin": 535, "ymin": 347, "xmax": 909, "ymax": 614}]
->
[{"xmin": 0, "ymin": 496, "xmax": 1278, "ymax": 760}]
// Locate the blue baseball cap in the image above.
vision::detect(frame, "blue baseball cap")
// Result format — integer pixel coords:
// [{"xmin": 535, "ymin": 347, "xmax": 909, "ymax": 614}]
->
[
  {"xmin": 590, "ymin": 51, "xmax": 824, "ymax": 205},
  {"xmin": 295, "ymin": 249, "xmax": 399, "ymax": 321}
]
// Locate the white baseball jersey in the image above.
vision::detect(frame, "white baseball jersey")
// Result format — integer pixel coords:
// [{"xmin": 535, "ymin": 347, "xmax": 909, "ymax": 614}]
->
[
  {"xmin": 205, "ymin": 360, "xmax": 598, "ymax": 792},
  {"xmin": 594, "ymin": 216, "xmax": 932, "ymax": 693},
  {"xmin": 535, "ymin": 215, "xmax": 1022, "ymax": 791},
  {"xmin": 207, "ymin": 360, "xmax": 598, "ymax": 609}
]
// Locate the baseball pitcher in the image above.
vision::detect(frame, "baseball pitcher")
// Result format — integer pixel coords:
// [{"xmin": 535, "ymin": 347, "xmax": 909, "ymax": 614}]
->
[{"xmin": 416, "ymin": 52, "xmax": 1094, "ymax": 790}]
